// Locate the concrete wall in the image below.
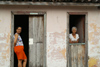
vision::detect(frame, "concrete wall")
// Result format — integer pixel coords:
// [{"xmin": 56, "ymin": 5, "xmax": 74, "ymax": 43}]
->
[{"xmin": 0, "ymin": 5, "xmax": 100, "ymax": 67}]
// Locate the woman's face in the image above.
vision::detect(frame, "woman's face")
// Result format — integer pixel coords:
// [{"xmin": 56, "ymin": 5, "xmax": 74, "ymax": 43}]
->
[
  {"xmin": 16, "ymin": 27, "xmax": 22, "ymax": 34},
  {"xmin": 72, "ymin": 28, "xmax": 76, "ymax": 34}
]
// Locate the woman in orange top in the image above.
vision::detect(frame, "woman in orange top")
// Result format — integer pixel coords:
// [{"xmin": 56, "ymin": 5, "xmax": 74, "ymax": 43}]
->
[{"xmin": 13, "ymin": 27, "xmax": 27, "ymax": 67}]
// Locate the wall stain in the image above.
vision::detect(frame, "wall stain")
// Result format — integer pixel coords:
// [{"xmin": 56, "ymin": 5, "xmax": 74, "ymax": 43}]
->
[
  {"xmin": 49, "ymin": 31, "xmax": 65, "ymax": 45},
  {"xmin": 48, "ymin": 31, "xmax": 66, "ymax": 60},
  {"xmin": 7, "ymin": 33, "xmax": 10, "ymax": 43},
  {"xmin": 89, "ymin": 23, "xmax": 100, "ymax": 45},
  {"xmin": 88, "ymin": 23, "xmax": 100, "ymax": 67},
  {"xmin": 89, "ymin": 57, "xmax": 98, "ymax": 67},
  {"xmin": 0, "ymin": 33, "xmax": 10, "ymax": 67},
  {"xmin": 59, "ymin": 48, "xmax": 66, "ymax": 59}
]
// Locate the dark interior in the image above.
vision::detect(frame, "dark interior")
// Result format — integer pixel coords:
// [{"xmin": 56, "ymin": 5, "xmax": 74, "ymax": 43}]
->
[
  {"xmin": 69, "ymin": 15, "xmax": 85, "ymax": 43},
  {"xmin": 14, "ymin": 15, "xmax": 29, "ymax": 67}
]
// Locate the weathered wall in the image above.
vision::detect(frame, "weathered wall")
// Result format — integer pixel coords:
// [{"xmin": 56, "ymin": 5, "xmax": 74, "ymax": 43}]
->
[
  {"xmin": 88, "ymin": 8, "xmax": 100, "ymax": 67},
  {"xmin": 0, "ymin": 6, "xmax": 100, "ymax": 67}
]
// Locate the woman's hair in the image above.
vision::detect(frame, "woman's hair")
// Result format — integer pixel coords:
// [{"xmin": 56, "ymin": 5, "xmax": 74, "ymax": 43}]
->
[
  {"xmin": 16, "ymin": 26, "xmax": 22, "ymax": 30},
  {"xmin": 72, "ymin": 27, "xmax": 77, "ymax": 31}
]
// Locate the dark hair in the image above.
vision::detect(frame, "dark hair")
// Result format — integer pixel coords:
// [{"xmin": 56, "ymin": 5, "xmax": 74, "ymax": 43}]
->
[{"xmin": 16, "ymin": 26, "xmax": 22, "ymax": 30}]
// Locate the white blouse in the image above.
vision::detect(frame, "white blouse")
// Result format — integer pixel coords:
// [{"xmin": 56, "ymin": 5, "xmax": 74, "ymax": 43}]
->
[{"xmin": 69, "ymin": 33, "xmax": 79, "ymax": 41}]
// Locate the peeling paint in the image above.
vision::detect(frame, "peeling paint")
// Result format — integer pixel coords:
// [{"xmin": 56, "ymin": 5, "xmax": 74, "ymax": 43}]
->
[
  {"xmin": 49, "ymin": 31, "xmax": 65, "ymax": 45},
  {"xmin": 47, "ymin": 31, "xmax": 66, "ymax": 67},
  {"xmin": 0, "ymin": 33, "xmax": 10, "ymax": 67},
  {"xmin": 89, "ymin": 57, "xmax": 98, "ymax": 67},
  {"xmin": 0, "ymin": 6, "xmax": 100, "ymax": 67},
  {"xmin": 88, "ymin": 22, "xmax": 100, "ymax": 67},
  {"xmin": 59, "ymin": 48, "xmax": 66, "ymax": 59},
  {"xmin": 89, "ymin": 23, "xmax": 100, "ymax": 45}
]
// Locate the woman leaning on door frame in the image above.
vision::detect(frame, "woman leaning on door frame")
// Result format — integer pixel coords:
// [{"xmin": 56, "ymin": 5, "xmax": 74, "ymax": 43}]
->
[{"xmin": 13, "ymin": 26, "xmax": 27, "ymax": 67}]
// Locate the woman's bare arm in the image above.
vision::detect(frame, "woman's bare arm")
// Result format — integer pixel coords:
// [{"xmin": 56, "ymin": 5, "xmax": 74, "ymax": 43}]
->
[
  {"xmin": 69, "ymin": 39, "xmax": 79, "ymax": 43},
  {"xmin": 72, "ymin": 39, "xmax": 79, "ymax": 43},
  {"xmin": 14, "ymin": 34, "xmax": 18, "ymax": 47},
  {"xmin": 69, "ymin": 39, "xmax": 73, "ymax": 43}
]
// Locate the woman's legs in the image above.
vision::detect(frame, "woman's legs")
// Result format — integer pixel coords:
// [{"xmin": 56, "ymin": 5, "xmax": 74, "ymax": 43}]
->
[
  {"xmin": 18, "ymin": 60, "xmax": 22, "ymax": 67},
  {"xmin": 23, "ymin": 59, "xmax": 27, "ymax": 67}
]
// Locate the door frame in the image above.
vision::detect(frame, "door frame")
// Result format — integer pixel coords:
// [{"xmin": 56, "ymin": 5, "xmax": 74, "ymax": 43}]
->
[
  {"xmin": 66, "ymin": 12, "xmax": 88, "ymax": 67},
  {"xmin": 10, "ymin": 11, "xmax": 47, "ymax": 67}
]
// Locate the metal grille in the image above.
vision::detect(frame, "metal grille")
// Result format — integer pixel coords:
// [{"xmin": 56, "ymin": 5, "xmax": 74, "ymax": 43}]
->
[{"xmin": 0, "ymin": 0, "xmax": 100, "ymax": 3}]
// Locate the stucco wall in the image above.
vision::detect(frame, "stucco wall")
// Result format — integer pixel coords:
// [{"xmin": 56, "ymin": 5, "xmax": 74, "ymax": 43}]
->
[{"xmin": 0, "ymin": 6, "xmax": 100, "ymax": 67}]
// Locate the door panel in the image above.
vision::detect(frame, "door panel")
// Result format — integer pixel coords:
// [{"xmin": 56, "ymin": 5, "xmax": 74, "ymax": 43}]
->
[
  {"xmin": 69, "ymin": 44, "xmax": 85, "ymax": 67},
  {"xmin": 37, "ymin": 43, "xmax": 44, "ymax": 67},
  {"xmin": 76, "ymin": 16, "xmax": 85, "ymax": 43},
  {"xmin": 29, "ymin": 15, "xmax": 44, "ymax": 67}
]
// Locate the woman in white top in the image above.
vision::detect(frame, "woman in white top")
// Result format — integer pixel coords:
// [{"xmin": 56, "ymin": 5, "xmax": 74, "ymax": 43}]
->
[{"xmin": 69, "ymin": 27, "xmax": 79, "ymax": 43}]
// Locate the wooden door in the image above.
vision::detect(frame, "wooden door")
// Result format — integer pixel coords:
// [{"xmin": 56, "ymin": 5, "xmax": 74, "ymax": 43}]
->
[
  {"xmin": 68, "ymin": 15, "xmax": 85, "ymax": 67},
  {"xmin": 76, "ymin": 16, "xmax": 85, "ymax": 43},
  {"xmin": 69, "ymin": 43, "xmax": 85, "ymax": 67},
  {"xmin": 29, "ymin": 15, "xmax": 44, "ymax": 67}
]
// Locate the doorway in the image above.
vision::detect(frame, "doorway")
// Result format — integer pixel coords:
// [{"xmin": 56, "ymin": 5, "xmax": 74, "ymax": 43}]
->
[
  {"xmin": 67, "ymin": 12, "xmax": 88, "ymax": 67},
  {"xmin": 11, "ymin": 11, "xmax": 47, "ymax": 67},
  {"xmin": 14, "ymin": 15, "xmax": 29, "ymax": 67}
]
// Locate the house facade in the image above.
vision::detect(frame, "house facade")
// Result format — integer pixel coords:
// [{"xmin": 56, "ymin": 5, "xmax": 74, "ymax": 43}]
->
[{"xmin": 0, "ymin": 0, "xmax": 100, "ymax": 67}]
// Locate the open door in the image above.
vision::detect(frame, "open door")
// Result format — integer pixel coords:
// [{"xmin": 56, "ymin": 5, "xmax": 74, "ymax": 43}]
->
[
  {"xmin": 68, "ymin": 15, "xmax": 86, "ymax": 67},
  {"xmin": 11, "ymin": 11, "xmax": 46, "ymax": 67},
  {"xmin": 14, "ymin": 15, "xmax": 29, "ymax": 67},
  {"xmin": 29, "ymin": 15, "xmax": 44, "ymax": 67},
  {"xmin": 69, "ymin": 15, "xmax": 85, "ymax": 43}
]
